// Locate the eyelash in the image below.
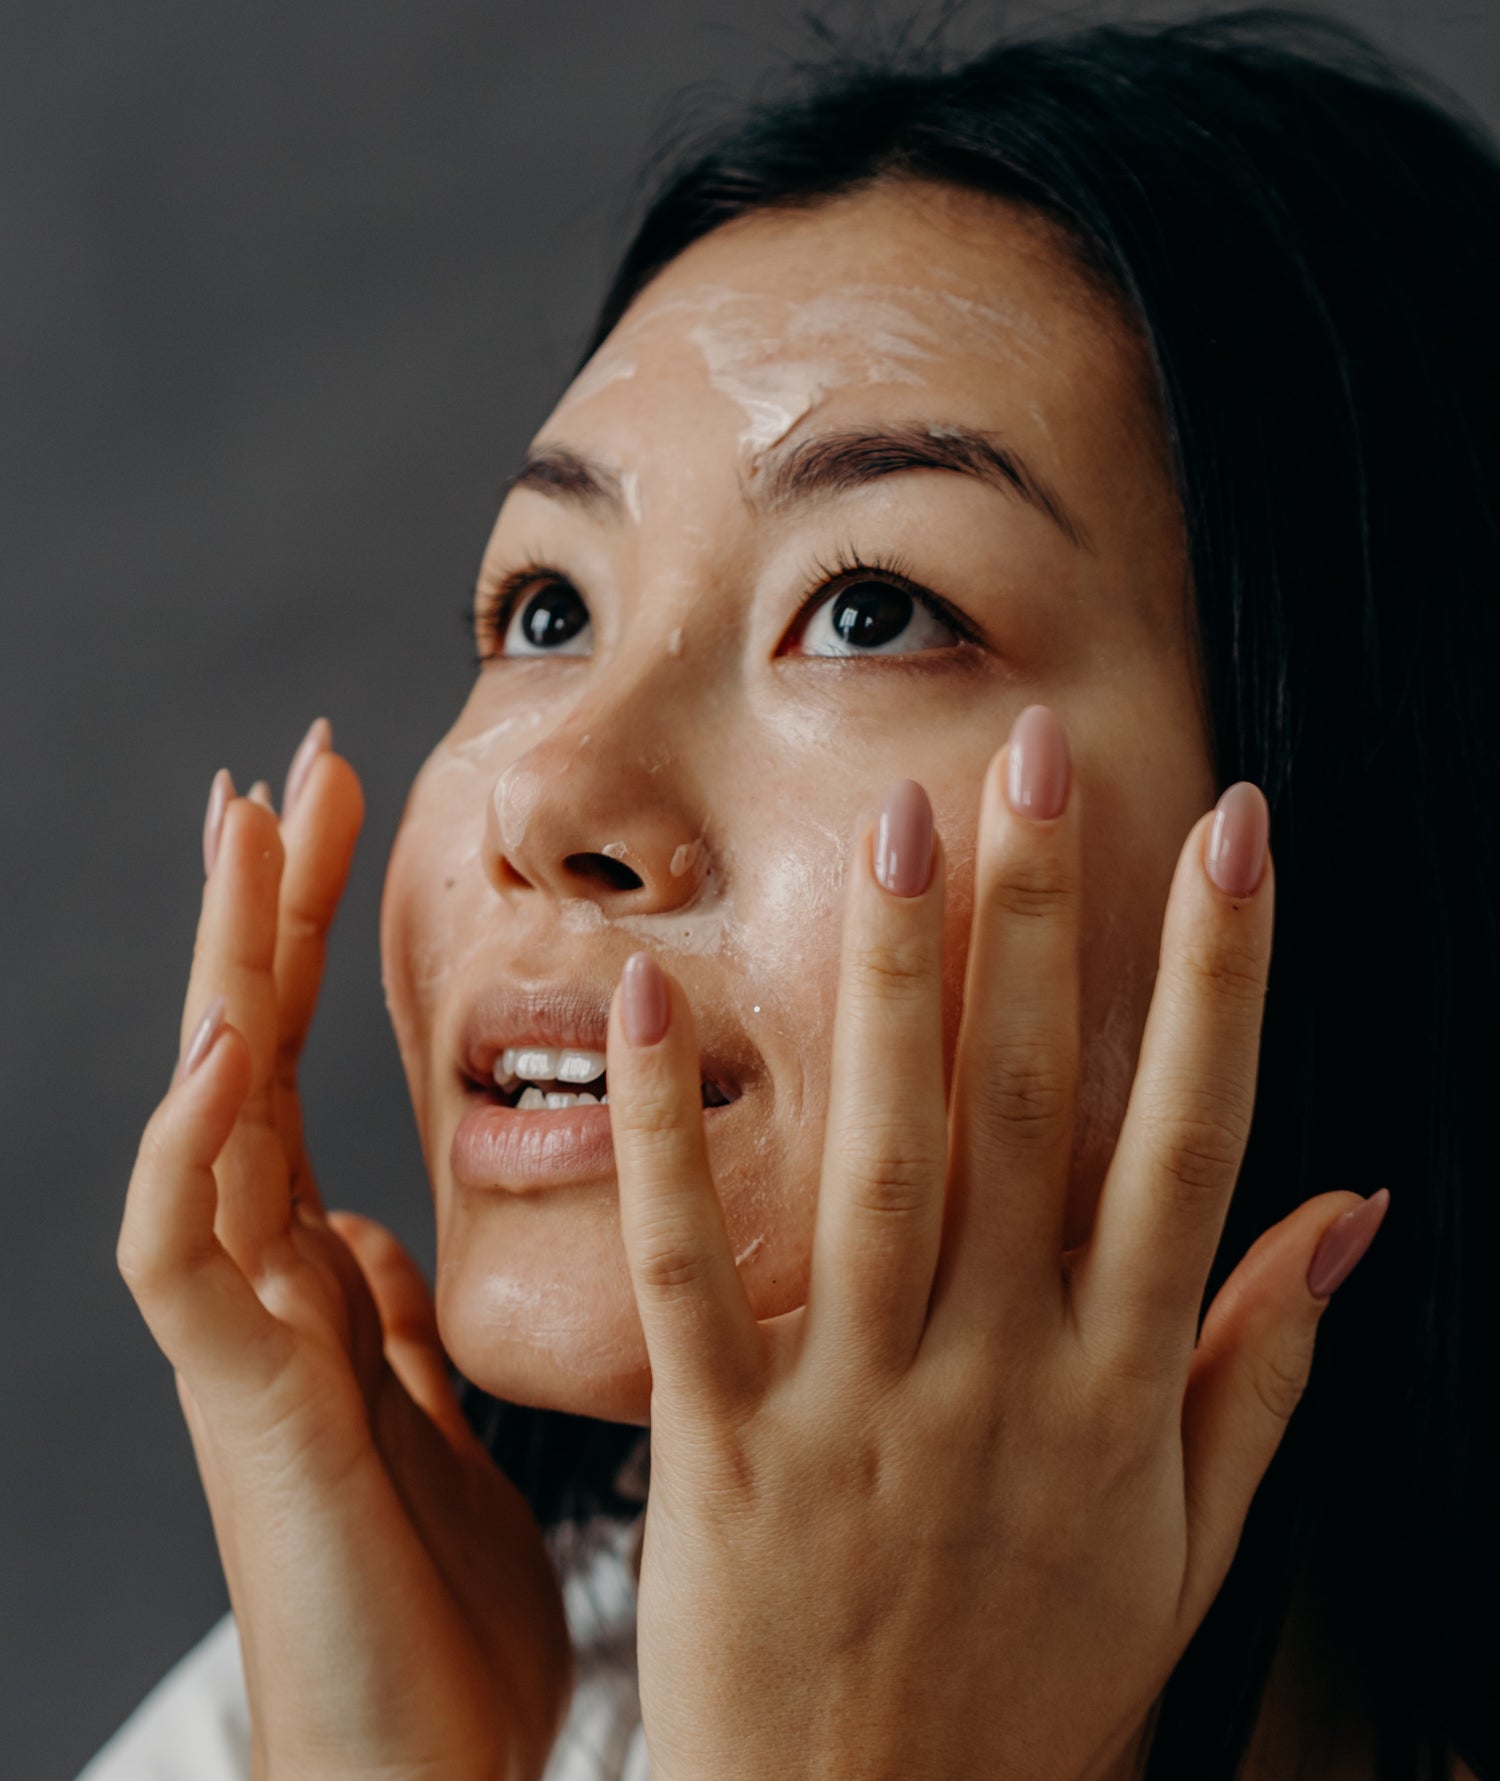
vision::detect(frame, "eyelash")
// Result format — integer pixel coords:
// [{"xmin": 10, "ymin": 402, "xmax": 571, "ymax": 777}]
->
[
  {"xmin": 457, "ymin": 541, "xmax": 984, "ymax": 666},
  {"xmin": 461, "ymin": 553, "xmax": 572, "ymax": 666}
]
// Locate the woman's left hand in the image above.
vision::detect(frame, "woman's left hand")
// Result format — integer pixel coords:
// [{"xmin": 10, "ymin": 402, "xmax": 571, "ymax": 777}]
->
[{"xmin": 604, "ymin": 705, "xmax": 1389, "ymax": 1781}]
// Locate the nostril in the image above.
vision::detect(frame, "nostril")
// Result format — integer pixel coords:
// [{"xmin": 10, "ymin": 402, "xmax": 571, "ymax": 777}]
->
[{"xmin": 563, "ymin": 851, "xmax": 645, "ymax": 892}]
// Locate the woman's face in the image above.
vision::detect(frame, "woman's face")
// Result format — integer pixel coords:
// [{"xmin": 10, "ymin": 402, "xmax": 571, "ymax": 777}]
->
[{"xmin": 380, "ymin": 178, "xmax": 1216, "ymax": 1425}]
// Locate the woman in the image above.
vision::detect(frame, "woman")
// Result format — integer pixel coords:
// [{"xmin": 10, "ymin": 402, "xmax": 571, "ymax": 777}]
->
[{"xmin": 87, "ymin": 7, "xmax": 1496, "ymax": 1778}]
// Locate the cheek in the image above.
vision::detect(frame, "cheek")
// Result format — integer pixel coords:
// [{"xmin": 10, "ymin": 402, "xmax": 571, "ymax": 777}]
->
[
  {"xmin": 380, "ymin": 722, "xmax": 535, "ymax": 1103},
  {"xmin": 689, "ymin": 807, "xmax": 853, "ymax": 1318}
]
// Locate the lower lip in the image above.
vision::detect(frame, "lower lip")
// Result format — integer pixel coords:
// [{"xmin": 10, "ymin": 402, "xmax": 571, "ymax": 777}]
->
[{"xmin": 449, "ymin": 1092, "xmax": 735, "ymax": 1194}]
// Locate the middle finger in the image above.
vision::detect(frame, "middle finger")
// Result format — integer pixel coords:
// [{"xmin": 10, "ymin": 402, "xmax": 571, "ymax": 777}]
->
[{"xmin": 926, "ymin": 705, "xmax": 1081, "ymax": 1350}]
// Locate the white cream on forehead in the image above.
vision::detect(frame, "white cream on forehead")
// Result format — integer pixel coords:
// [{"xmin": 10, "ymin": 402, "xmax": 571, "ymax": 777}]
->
[{"xmin": 549, "ymin": 278, "xmax": 1056, "ymax": 463}]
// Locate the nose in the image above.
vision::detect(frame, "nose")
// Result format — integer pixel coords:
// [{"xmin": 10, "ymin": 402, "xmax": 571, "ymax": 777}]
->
[{"xmin": 482, "ymin": 720, "xmax": 711, "ymax": 915}]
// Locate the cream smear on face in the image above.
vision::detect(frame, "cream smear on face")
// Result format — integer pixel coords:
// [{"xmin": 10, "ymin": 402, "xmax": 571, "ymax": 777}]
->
[{"xmin": 551, "ymin": 279, "xmax": 1058, "ymax": 463}]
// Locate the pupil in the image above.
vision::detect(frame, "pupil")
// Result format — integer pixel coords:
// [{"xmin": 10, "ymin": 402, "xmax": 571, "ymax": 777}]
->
[
  {"xmin": 522, "ymin": 583, "xmax": 588, "ymax": 648},
  {"xmin": 832, "ymin": 581, "xmax": 912, "ymax": 649}
]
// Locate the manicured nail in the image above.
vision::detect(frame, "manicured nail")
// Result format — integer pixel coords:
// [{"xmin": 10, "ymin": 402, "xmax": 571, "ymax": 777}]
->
[
  {"xmin": 282, "ymin": 717, "xmax": 332, "ymax": 822},
  {"xmin": 1206, "ymin": 781, "xmax": 1269, "ymax": 898},
  {"xmin": 203, "ymin": 768, "xmax": 234, "ymax": 878},
  {"xmin": 1307, "ymin": 1188, "xmax": 1390, "ymax": 1299},
  {"xmin": 247, "ymin": 780, "xmax": 274, "ymax": 810},
  {"xmin": 874, "ymin": 779, "xmax": 934, "ymax": 897},
  {"xmin": 1005, "ymin": 705, "xmax": 1071, "ymax": 820},
  {"xmin": 621, "ymin": 952, "xmax": 670, "ymax": 1048},
  {"xmin": 177, "ymin": 994, "xmax": 227, "ymax": 1083}
]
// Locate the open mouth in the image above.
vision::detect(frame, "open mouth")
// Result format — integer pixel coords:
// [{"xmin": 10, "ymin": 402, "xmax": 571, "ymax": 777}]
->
[{"xmin": 471, "ymin": 1044, "xmax": 739, "ymax": 1111}]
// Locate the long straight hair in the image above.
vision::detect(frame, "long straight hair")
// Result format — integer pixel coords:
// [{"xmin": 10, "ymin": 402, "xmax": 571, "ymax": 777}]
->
[{"xmin": 452, "ymin": 10, "xmax": 1499, "ymax": 1775}]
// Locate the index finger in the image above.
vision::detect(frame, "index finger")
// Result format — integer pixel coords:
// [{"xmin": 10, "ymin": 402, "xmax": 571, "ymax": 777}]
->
[
  {"xmin": 802, "ymin": 782, "xmax": 948, "ymax": 1388},
  {"xmin": 270, "ymin": 720, "xmax": 364, "ymax": 1067},
  {"xmin": 267, "ymin": 728, "xmax": 364, "ymax": 1210}
]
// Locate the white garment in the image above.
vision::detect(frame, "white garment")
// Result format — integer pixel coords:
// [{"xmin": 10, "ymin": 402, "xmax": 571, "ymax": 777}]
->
[{"xmin": 77, "ymin": 1435, "xmax": 651, "ymax": 1781}]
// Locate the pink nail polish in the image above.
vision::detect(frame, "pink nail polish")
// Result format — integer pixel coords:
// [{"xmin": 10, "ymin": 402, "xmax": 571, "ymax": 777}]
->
[
  {"xmin": 202, "ymin": 769, "xmax": 234, "ymax": 877},
  {"xmin": 1307, "ymin": 1188, "xmax": 1390, "ymax": 1299},
  {"xmin": 177, "ymin": 994, "xmax": 227, "ymax": 1083},
  {"xmin": 874, "ymin": 779, "xmax": 934, "ymax": 897},
  {"xmin": 621, "ymin": 952, "xmax": 670, "ymax": 1048},
  {"xmin": 1005, "ymin": 705, "xmax": 1071, "ymax": 819},
  {"xmin": 1206, "ymin": 781, "xmax": 1269, "ymax": 898},
  {"xmin": 282, "ymin": 717, "xmax": 332, "ymax": 822}
]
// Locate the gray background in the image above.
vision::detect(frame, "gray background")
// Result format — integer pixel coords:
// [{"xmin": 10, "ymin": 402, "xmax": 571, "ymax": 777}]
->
[{"xmin": 3, "ymin": 2, "xmax": 1493, "ymax": 1775}]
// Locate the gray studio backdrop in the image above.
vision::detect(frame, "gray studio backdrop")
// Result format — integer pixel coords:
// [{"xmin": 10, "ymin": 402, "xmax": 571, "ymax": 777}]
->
[{"xmin": 3, "ymin": 2, "xmax": 1493, "ymax": 1775}]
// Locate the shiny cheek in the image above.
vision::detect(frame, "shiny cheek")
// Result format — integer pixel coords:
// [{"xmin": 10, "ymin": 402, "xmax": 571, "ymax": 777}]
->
[
  {"xmin": 378, "ymin": 705, "xmax": 549, "ymax": 1123},
  {"xmin": 723, "ymin": 810, "xmax": 852, "ymax": 1316}
]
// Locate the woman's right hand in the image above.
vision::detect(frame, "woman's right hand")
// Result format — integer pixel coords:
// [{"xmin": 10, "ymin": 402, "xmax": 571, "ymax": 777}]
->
[{"xmin": 117, "ymin": 725, "xmax": 573, "ymax": 1781}]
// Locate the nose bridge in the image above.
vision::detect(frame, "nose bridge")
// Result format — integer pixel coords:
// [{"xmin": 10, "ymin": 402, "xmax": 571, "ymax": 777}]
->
[{"xmin": 483, "ymin": 639, "xmax": 716, "ymax": 913}]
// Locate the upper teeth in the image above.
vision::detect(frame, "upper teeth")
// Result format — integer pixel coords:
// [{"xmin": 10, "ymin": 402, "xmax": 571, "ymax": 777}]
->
[{"xmin": 495, "ymin": 1045, "xmax": 606, "ymax": 1087}]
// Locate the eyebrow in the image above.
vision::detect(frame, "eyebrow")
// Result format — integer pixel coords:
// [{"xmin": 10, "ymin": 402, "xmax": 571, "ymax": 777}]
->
[{"xmin": 503, "ymin": 420, "xmax": 1093, "ymax": 552}]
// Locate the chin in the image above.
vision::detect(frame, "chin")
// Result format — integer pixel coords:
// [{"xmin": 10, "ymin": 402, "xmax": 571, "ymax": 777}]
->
[{"xmin": 435, "ymin": 1240, "xmax": 655, "ymax": 1426}]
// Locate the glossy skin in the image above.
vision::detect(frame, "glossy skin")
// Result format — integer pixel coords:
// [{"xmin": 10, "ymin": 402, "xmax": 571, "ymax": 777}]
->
[
  {"xmin": 380, "ymin": 178, "xmax": 1218, "ymax": 1427},
  {"xmin": 117, "ymin": 177, "xmax": 1413, "ymax": 1778}
]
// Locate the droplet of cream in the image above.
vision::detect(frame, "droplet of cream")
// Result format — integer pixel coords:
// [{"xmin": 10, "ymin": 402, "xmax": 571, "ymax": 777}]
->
[
  {"xmin": 602, "ymin": 841, "xmax": 629, "ymax": 861},
  {"xmin": 669, "ymin": 839, "xmax": 702, "ymax": 878},
  {"xmin": 666, "ymin": 626, "xmax": 684, "ymax": 657}
]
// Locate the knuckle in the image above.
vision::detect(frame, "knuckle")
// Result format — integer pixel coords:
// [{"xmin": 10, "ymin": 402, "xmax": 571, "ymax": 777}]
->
[
  {"xmin": 114, "ymin": 1236, "xmax": 149, "ymax": 1289},
  {"xmin": 1147, "ymin": 1106, "xmax": 1247, "ymax": 1199},
  {"xmin": 116, "ymin": 1227, "xmax": 168, "ymax": 1293},
  {"xmin": 281, "ymin": 900, "xmax": 333, "ymax": 949},
  {"xmin": 849, "ymin": 931, "xmax": 938, "ymax": 999},
  {"xmin": 984, "ymin": 849, "xmax": 1076, "ymax": 923},
  {"xmin": 630, "ymin": 1215, "xmax": 712, "ymax": 1294},
  {"xmin": 1247, "ymin": 1339, "xmax": 1313, "ymax": 1425},
  {"xmin": 618, "ymin": 1086, "xmax": 689, "ymax": 1145},
  {"xmin": 1176, "ymin": 932, "xmax": 1268, "ymax": 1009},
  {"xmin": 840, "ymin": 1139, "xmax": 938, "ymax": 1218},
  {"xmin": 978, "ymin": 1037, "xmax": 1073, "ymax": 1139}
]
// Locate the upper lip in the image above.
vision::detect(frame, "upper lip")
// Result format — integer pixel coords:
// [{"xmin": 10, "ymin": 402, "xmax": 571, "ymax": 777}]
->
[{"xmin": 456, "ymin": 968, "xmax": 759, "ymax": 1094}]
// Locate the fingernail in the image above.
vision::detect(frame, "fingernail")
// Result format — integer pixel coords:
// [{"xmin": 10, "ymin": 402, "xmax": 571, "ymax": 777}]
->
[
  {"xmin": 1005, "ymin": 705, "xmax": 1071, "ymax": 819},
  {"xmin": 874, "ymin": 779, "xmax": 934, "ymax": 897},
  {"xmin": 247, "ymin": 780, "xmax": 274, "ymax": 810},
  {"xmin": 177, "ymin": 994, "xmax": 227, "ymax": 1083},
  {"xmin": 282, "ymin": 716, "xmax": 332, "ymax": 822},
  {"xmin": 203, "ymin": 768, "xmax": 234, "ymax": 877},
  {"xmin": 621, "ymin": 952, "xmax": 670, "ymax": 1048},
  {"xmin": 1206, "ymin": 781, "xmax": 1269, "ymax": 898},
  {"xmin": 1307, "ymin": 1188, "xmax": 1390, "ymax": 1299}
]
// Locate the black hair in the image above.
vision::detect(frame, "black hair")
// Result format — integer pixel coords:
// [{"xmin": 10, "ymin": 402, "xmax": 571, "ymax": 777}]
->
[{"xmin": 452, "ymin": 8, "xmax": 1499, "ymax": 1776}]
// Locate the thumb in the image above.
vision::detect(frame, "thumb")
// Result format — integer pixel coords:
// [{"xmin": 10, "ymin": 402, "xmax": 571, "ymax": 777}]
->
[
  {"xmin": 1177, "ymin": 1187, "xmax": 1391, "ymax": 1624},
  {"xmin": 326, "ymin": 1210, "xmax": 475, "ymax": 1452}
]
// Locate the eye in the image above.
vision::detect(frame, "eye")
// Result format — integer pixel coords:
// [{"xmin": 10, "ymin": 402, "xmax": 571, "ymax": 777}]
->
[
  {"xmin": 471, "ymin": 562, "xmax": 594, "ymax": 660},
  {"xmin": 779, "ymin": 545, "xmax": 971, "ymax": 658},
  {"xmin": 503, "ymin": 580, "xmax": 593, "ymax": 656}
]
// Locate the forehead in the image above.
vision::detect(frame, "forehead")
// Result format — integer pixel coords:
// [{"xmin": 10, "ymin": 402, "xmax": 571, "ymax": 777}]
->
[{"xmin": 538, "ymin": 181, "xmax": 1169, "ymax": 537}]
